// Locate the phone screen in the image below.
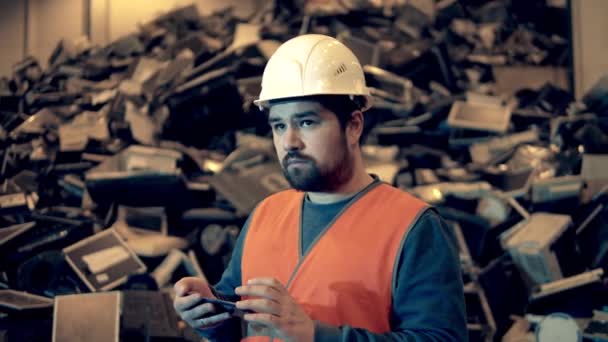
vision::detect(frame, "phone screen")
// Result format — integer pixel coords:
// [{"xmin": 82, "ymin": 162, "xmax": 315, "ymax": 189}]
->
[{"xmin": 196, "ymin": 297, "xmax": 251, "ymax": 318}]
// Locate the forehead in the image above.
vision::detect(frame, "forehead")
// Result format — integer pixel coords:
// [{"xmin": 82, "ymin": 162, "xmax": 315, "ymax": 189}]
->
[{"xmin": 268, "ymin": 100, "xmax": 332, "ymax": 121}]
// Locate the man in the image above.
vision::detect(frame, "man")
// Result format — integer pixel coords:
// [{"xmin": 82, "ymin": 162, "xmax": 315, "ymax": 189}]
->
[{"xmin": 174, "ymin": 34, "xmax": 467, "ymax": 341}]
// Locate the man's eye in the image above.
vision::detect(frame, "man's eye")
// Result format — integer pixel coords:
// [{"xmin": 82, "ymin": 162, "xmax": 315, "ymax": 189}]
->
[
  {"xmin": 272, "ymin": 123, "xmax": 286, "ymax": 131},
  {"xmin": 300, "ymin": 120, "xmax": 316, "ymax": 128}
]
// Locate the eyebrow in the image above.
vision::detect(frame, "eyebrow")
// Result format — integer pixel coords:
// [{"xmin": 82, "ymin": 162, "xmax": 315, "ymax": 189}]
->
[{"xmin": 268, "ymin": 111, "xmax": 320, "ymax": 124}]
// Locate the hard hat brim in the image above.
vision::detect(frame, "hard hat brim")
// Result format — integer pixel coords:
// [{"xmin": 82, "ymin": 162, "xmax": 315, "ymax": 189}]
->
[{"xmin": 254, "ymin": 93, "xmax": 373, "ymax": 112}]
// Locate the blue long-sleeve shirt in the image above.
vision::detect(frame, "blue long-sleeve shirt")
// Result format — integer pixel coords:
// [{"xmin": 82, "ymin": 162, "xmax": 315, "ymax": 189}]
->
[{"xmin": 199, "ymin": 186, "xmax": 467, "ymax": 341}]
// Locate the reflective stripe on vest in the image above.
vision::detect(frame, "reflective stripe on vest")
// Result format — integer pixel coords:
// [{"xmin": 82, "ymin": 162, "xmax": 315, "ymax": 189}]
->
[{"xmin": 241, "ymin": 183, "xmax": 428, "ymax": 341}]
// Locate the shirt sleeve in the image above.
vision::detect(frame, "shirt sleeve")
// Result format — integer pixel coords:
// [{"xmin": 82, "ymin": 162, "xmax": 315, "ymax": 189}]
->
[
  {"xmin": 314, "ymin": 209, "xmax": 468, "ymax": 341},
  {"xmin": 212, "ymin": 209, "xmax": 254, "ymax": 300},
  {"xmin": 195, "ymin": 209, "xmax": 255, "ymax": 341}
]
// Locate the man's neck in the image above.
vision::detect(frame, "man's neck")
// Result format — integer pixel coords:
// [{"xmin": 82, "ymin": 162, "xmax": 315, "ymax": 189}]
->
[{"xmin": 306, "ymin": 171, "xmax": 374, "ymax": 204}]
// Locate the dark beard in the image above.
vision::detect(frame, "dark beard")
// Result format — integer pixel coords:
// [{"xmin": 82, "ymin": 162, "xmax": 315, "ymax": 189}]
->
[{"xmin": 281, "ymin": 145, "xmax": 353, "ymax": 192}]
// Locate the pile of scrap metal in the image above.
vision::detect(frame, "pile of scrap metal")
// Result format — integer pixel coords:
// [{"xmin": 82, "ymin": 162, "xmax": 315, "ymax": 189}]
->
[{"xmin": 0, "ymin": 1, "xmax": 606, "ymax": 341}]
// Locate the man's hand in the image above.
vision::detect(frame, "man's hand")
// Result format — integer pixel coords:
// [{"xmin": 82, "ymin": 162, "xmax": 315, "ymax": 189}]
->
[
  {"xmin": 235, "ymin": 277, "xmax": 314, "ymax": 342},
  {"xmin": 173, "ymin": 277, "xmax": 232, "ymax": 330}
]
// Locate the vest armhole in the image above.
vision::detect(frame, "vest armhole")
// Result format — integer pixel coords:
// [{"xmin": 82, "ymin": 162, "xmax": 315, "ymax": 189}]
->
[
  {"xmin": 240, "ymin": 204, "xmax": 261, "ymax": 287},
  {"xmin": 390, "ymin": 206, "xmax": 430, "ymax": 317}
]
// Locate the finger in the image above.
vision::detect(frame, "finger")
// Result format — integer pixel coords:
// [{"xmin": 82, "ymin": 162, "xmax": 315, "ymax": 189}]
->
[
  {"xmin": 236, "ymin": 298, "xmax": 281, "ymax": 315},
  {"xmin": 174, "ymin": 293, "xmax": 201, "ymax": 312},
  {"xmin": 192, "ymin": 312, "xmax": 232, "ymax": 329},
  {"xmin": 174, "ymin": 277, "xmax": 210, "ymax": 296},
  {"xmin": 246, "ymin": 277, "xmax": 285, "ymax": 291},
  {"xmin": 182, "ymin": 302, "xmax": 215, "ymax": 321},
  {"xmin": 243, "ymin": 313, "xmax": 281, "ymax": 329},
  {"xmin": 235, "ymin": 284, "xmax": 282, "ymax": 300}
]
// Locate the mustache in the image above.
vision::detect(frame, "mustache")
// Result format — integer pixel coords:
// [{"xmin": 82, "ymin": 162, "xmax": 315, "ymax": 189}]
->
[{"xmin": 282, "ymin": 151, "xmax": 314, "ymax": 167}]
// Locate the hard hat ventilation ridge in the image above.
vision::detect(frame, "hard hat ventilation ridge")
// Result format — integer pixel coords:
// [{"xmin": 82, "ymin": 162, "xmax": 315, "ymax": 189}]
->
[{"xmin": 334, "ymin": 63, "xmax": 348, "ymax": 76}]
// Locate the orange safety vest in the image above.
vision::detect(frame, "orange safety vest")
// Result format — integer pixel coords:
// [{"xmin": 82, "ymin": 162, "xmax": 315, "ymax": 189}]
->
[{"xmin": 240, "ymin": 183, "xmax": 428, "ymax": 341}]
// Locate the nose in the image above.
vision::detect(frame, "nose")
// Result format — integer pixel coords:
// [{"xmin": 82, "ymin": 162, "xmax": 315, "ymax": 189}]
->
[{"xmin": 283, "ymin": 126, "xmax": 304, "ymax": 151}]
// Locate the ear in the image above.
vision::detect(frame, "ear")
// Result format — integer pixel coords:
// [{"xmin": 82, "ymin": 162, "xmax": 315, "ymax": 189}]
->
[{"xmin": 346, "ymin": 110, "xmax": 364, "ymax": 146}]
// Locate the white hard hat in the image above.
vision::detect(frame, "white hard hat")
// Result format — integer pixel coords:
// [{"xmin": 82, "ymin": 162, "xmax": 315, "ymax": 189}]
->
[{"xmin": 254, "ymin": 34, "xmax": 373, "ymax": 111}]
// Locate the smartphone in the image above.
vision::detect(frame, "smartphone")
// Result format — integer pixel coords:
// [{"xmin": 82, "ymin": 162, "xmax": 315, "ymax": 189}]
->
[{"xmin": 195, "ymin": 297, "xmax": 251, "ymax": 318}]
